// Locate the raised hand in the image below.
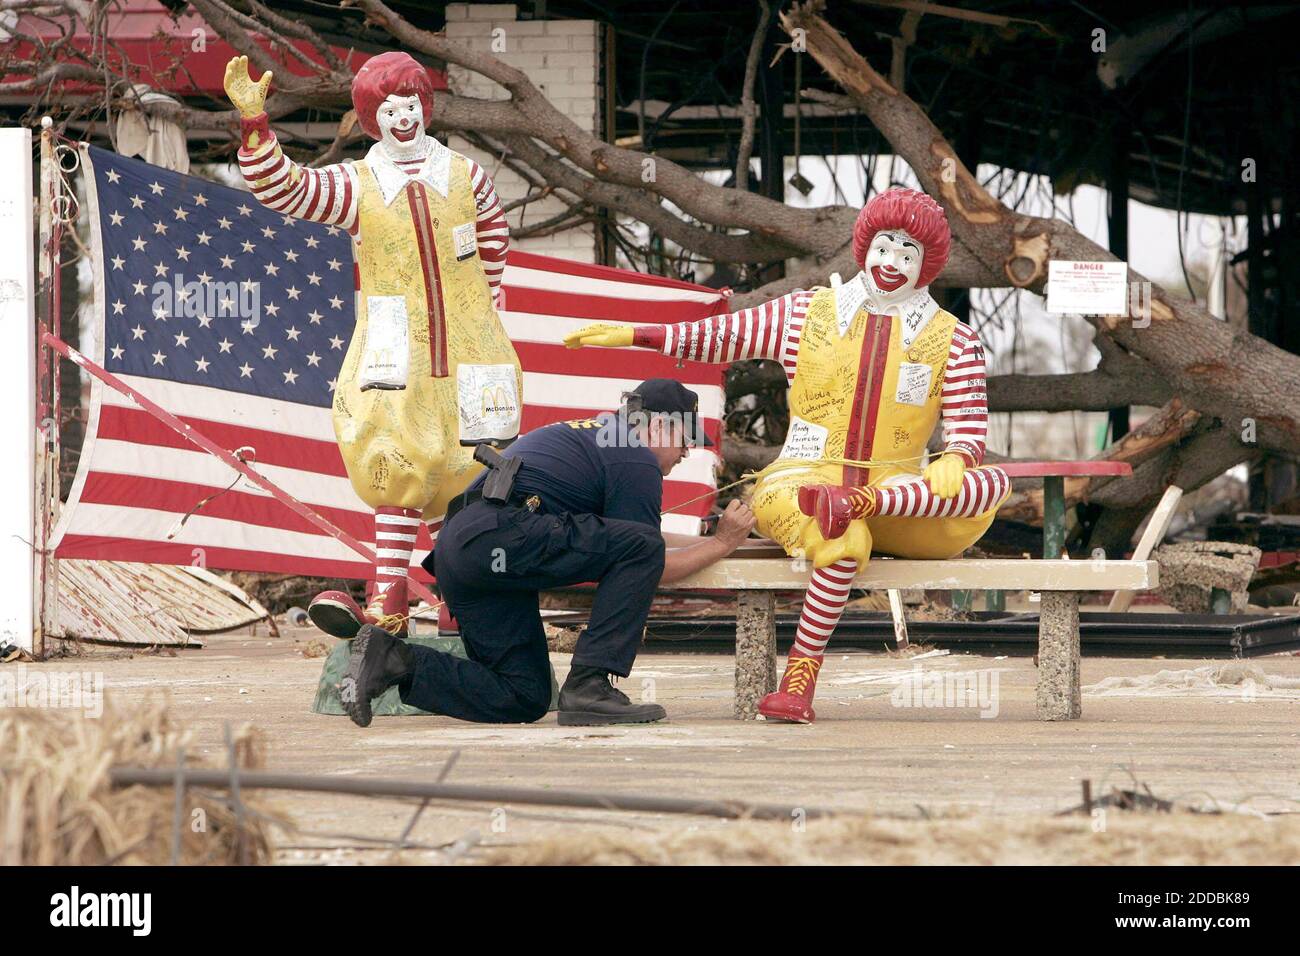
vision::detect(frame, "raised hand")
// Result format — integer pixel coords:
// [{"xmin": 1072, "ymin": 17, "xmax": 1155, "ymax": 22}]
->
[
  {"xmin": 224, "ymin": 55, "xmax": 273, "ymax": 118},
  {"xmin": 562, "ymin": 323, "xmax": 634, "ymax": 349}
]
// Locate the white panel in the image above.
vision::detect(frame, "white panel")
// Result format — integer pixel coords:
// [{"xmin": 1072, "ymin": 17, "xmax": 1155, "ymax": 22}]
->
[{"xmin": 0, "ymin": 128, "xmax": 34, "ymax": 651}]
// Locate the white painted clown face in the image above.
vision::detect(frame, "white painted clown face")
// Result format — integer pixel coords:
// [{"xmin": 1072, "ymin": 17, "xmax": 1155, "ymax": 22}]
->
[
  {"xmin": 864, "ymin": 229, "xmax": 924, "ymax": 306},
  {"xmin": 376, "ymin": 93, "xmax": 426, "ymax": 156}
]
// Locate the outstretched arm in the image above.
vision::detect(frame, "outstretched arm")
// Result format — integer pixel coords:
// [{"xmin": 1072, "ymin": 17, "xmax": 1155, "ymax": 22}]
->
[
  {"xmin": 225, "ymin": 56, "xmax": 359, "ymax": 231},
  {"xmin": 564, "ymin": 289, "xmax": 813, "ymax": 365}
]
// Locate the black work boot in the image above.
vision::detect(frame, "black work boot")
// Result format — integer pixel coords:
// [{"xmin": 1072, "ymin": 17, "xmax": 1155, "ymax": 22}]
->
[
  {"xmin": 339, "ymin": 624, "xmax": 413, "ymax": 728},
  {"xmin": 557, "ymin": 664, "xmax": 667, "ymax": 726}
]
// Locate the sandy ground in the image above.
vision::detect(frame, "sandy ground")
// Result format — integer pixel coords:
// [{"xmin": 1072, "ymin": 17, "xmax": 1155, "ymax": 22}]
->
[{"xmin": 26, "ymin": 625, "xmax": 1300, "ymax": 864}]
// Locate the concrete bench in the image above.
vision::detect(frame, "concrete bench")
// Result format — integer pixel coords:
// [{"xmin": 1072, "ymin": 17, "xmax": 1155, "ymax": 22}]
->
[
  {"xmin": 664, "ymin": 461, "xmax": 1160, "ymax": 721},
  {"xmin": 666, "ymin": 549, "xmax": 1157, "ymax": 720}
]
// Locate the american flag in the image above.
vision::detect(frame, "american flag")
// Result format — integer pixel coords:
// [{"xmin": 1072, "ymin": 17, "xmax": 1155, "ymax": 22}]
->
[{"xmin": 52, "ymin": 145, "xmax": 726, "ymax": 580}]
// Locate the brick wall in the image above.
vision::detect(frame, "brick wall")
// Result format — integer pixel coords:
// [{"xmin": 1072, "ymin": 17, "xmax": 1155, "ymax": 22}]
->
[{"xmin": 444, "ymin": 3, "xmax": 600, "ymax": 263}]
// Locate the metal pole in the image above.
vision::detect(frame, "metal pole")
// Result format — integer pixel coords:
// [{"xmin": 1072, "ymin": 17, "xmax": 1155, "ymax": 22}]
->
[
  {"xmin": 1042, "ymin": 475, "xmax": 1066, "ymax": 559},
  {"xmin": 35, "ymin": 120, "xmax": 57, "ymax": 659},
  {"xmin": 109, "ymin": 766, "xmax": 838, "ymax": 823}
]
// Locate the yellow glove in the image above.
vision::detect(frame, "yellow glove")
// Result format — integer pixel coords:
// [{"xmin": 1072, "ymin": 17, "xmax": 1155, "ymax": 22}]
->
[
  {"xmin": 224, "ymin": 55, "xmax": 273, "ymax": 119},
  {"xmin": 563, "ymin": 323, "xmax": 634, "ymax": 349},
  {"xmin": 794, "ymin": 515, "xmax": 871, "ymax": 569},
  {"xmin": 923, "ymin": 452, "xmax": 967, "ymax": 499}
]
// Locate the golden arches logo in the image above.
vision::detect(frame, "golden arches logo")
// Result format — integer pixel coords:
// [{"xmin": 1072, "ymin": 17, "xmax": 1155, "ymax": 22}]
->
[{"xmin": 481, "ymin": 384, "xmax": 515, "ymax": 416}]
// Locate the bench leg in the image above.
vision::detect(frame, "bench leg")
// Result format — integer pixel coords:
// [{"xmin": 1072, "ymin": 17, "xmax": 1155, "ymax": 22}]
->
[
  {"xmin": 1036, "ymin": 591, "xmax": 1081, "ymax": 720},
  {"xmin": 735, "ymin": 591, "xmax": 777, "ymax": 720}
]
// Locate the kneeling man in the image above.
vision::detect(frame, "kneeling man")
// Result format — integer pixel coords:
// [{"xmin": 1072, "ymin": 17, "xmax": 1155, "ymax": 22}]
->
[{"xmin": 341, "ymin": 379, "xmax": 756, "ymax": 727}]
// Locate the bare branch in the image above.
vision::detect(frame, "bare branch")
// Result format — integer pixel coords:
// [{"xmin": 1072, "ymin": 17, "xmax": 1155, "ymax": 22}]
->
[
  {"xmin": 352, "ymin": 0, "xmax": 845, "ymax": 256},
  {"xmin": 782, "ymin": 0, "xmax": 1300, "ymax": 454},
  {"xmin": 499, "ymin": 132, "xmax": 801, "ymax": 264},
  {"xmin": 734, "ymin": 0, "xmax": 771, "ymax": 188}
]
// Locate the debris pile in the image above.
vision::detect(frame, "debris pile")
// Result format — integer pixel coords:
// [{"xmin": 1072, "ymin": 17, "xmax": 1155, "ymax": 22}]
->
[
  {"xmin": 1085, "ymin": 662, "xmax": 1300, "ymax": 698},
  {"xmin": 1155, "ymin": 541, "xmax": 1260, "ymax": 613},
  {"xmin": 484, "ymin": 812, "xmax": 1300, "ymax": 866},
  {"xmin": 0, "ymin": 697, "xmax": 278, "ymax": 865}
]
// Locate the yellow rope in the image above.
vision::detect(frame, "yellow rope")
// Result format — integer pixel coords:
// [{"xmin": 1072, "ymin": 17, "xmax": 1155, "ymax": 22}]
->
[{"xmin": 661, "ymin": 452, "xmax": 933, "ymax": 515}]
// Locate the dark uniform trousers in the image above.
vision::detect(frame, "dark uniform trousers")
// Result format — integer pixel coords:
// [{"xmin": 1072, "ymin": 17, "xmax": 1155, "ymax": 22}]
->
[{"xmin": 402, "ymin": 501, "xmax": 667, "ymax": 723}]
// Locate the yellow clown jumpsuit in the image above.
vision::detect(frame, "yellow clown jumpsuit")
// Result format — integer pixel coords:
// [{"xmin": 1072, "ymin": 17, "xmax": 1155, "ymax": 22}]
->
[
  {"xmin": 237, "ymin": 118, "xmax": 521, "ymax": 629},
  {"xmin": 336, "ymin": 156, "xmax": 522, "ymax": 521},
  {"xmin": 751, "ymin": 286, "xmax": 1009, "ymax": 564},
  {"xmin": 612, "ymin": 280, "xmax": 1011, "ymax": 721}
]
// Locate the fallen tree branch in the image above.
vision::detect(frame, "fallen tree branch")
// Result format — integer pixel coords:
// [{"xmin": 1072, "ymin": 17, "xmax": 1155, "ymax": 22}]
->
[{"xmin": 782, "ymin": 0, "xmax": 1300, "ymax": 455}]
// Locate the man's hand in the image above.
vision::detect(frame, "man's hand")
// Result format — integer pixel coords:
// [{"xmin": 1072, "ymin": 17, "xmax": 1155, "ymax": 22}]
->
[
  {"xmin": 659, "ymin": 500, "xmax": 756, "ymax": 584},
  {"xmin": 713, "ymin": 499, "xmax": 757, "ymax": 551},
  {"xmin": 224, "ymin": 55, "xmax": 273, "ymax": 118},
  {"xmin": 563, "ymin": 323, "xmax": 633, "ymax": 349},
  {"xmin": 923, "ymin": 452, "xmax": 966, "ymax": 499}
]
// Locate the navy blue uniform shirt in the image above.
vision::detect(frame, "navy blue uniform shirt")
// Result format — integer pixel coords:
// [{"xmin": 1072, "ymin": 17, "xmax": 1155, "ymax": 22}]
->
[{"xmin": 466, "ymin": 413, "xmax": 663, "ymax": 529}]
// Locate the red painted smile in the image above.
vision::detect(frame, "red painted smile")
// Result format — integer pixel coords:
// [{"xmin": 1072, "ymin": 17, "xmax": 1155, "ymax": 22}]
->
[
  {"xmin": 871, "ymin": 265, "xmax": 909, "ymax": 292},
  {"xmin": 391, "ymin": 123, "xmax": 419, "ymax": 142}
]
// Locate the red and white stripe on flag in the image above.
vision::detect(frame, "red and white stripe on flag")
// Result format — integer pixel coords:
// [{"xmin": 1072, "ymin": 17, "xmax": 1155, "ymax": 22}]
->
[{"xmin": 52, "ymin": 154, "xmax": 727, "ymax": 580}]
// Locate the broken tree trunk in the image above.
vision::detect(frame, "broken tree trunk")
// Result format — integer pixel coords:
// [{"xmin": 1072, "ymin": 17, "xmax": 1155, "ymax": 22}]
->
[{"xmin": 781, "ymin": 0, "xmax": 1300, "ymax": 458}]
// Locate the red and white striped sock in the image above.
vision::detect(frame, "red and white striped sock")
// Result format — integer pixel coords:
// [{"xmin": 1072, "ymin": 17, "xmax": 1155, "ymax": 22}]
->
[
  {"xmin": 872, "ymin": 466, "xmax": 1011, "ymax": 519},
  {"xmin": 372, "ymin": 506, "xmax": 422, "ymax": 621},
  {"xmin": 791, "ymin": 559, "xmax": 857, "ymax": 658}
]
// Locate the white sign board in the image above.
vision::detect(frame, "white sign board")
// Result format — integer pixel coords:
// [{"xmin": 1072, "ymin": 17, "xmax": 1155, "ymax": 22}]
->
[
  {"xmin": 0, "ymin": 128, "xmax": 34, "ymax": 652},
  {"xmin": 1046, "ymin": 260, "xmax": 1128, "ymax": 315},
  {"xmin": 778, "ymin": 416, "xmax": 829, "ymax": 462}
]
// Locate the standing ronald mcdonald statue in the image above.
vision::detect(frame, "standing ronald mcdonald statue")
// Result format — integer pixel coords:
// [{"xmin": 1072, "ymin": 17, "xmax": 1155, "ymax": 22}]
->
[
  {"xmin": 224, "ymin": 53, "xmax": 522, "ymax": 638},
  {"xmin": 567, "ymin": 188, "xmax": 1012, "ymax": 723}
]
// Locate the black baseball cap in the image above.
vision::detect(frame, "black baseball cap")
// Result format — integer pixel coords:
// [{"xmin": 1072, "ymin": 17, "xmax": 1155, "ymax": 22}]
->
[{"xmin": 624, "ymin": 378, "xmax": 714, "ymax": 447}]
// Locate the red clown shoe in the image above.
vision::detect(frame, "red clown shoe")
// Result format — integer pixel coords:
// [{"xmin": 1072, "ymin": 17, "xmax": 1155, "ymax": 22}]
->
[
  {"xmin": 798, "ymin": 484, "xmax": 877, "ymax": 540},
  {"xmin": 307, "ymin": 590, "xmax": 367, "ymax": 639},
  {"xmin": 758, "ymin": 650, "xmax": 824, "ymax": 723}
]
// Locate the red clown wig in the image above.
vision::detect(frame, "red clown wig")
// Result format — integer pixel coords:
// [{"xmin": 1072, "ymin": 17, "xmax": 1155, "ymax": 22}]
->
[
  {"xmin": 351, "ymin": 52, "xmax": 437, "ymax": 141},
  {"xmin": 851, "ymin": 188, "xmax": 951, "ymax": 290}
]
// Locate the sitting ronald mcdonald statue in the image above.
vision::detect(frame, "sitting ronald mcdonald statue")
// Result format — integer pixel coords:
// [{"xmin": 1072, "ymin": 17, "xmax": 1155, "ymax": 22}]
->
[
  {"xmin": 567, "ymin": 188, "xmax": 1012, "ymax": 722},
  {"xmin": 224, "ymin": 53, "xmax": 522, "ymax": 638}
]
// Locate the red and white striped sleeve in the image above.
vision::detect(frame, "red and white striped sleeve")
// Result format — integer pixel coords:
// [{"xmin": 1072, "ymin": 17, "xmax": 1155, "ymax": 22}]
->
[
  {"xmin": 236, "ymin": 114, "xmax": 359, "ymax": 232},
  {"xmin": 941, "ymin": 322, "xmax": 989, "ymax": 467},
  {"xmin": 629, "ymin": 289, "xmax": 814, "ymax": 366},
  {"xmin": 467, "ymin": 159, "xmax": 509, "ymax": 295}
]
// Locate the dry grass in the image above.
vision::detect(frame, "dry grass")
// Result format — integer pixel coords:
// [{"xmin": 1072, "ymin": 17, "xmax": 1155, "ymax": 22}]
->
[
  {"xmin": 0, "ymin": 696, "xmax": 279, "ymax": 865},
  {"xmin": 545, "ymin": 623, "xmax": 581, "ymax": 654},
  {"xmin": 485, "ymin": 811, "xmax": 1300, "ymax": 866},
  {"xmin": 300, "ymin": 639, "xmax": 330, "ymax": 659}
]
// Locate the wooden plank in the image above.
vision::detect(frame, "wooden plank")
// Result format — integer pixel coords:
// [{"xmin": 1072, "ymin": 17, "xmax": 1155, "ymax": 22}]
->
[
  {"xmin": 1107, "ymin": 484, "xmax": 1182, "ymax": 613},
  {"xmin": 667, "ymin": 558, "xmax": 1158, "ymax": 592},
  {"xmin": 2, "ymin": 128, "xmax": 36, "ymax": 653},
  {"xmin": 50, "ymin": 560, "xmax": 270, "ymax": 645},
  {"xmin": 887, "ymin": 588, "xmax": 909, "ymax": 650}
]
